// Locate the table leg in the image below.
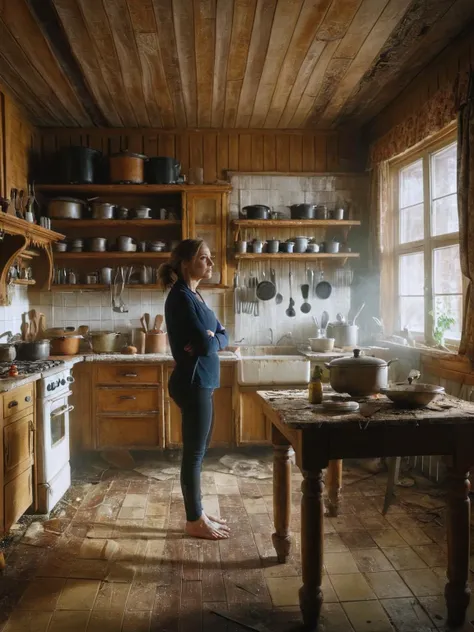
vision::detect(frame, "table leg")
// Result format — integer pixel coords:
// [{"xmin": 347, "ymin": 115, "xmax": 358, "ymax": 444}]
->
[
  {"xmin": 445, "ymin": 465, "xmax": 471, "ymax": 628},
  {"xmin": 272, "ymin": 438, "xmax": 294, "ymax": 564},
  {"xmin": 299, "ymin": 469, "xmax": 325, "ymax": 630},
  {"xmin": 325, "ymin": 459, "xmax": 342, "ymax": 517}
]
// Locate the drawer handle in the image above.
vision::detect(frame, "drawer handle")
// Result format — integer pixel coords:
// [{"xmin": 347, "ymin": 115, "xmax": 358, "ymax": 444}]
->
[
  {"xmin": 8, "ymin": 400, "xmax": 18, "ymax": 409},
  {"xmin": 122, "ymin": 373, "xmax": 138, "ymax": 378},
  {"xmin": 25, "ymin": 396, "xmax": 32, "ymax": 403},
  {"xmin": 119, "ymin": 395, "xmax": 136, "ymax": 400}
]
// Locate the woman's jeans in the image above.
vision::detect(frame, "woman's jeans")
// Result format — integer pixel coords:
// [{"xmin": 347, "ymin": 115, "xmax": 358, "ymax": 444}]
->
[{"xmin": 169, "ymin": 381, "xmax": 214, "ymax": 522}]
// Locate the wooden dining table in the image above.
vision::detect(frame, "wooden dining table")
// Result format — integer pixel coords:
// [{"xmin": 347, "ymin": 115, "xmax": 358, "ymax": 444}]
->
[{"xmin": 257, "ymin": 389, "xmax": 474, "ymax": 631}]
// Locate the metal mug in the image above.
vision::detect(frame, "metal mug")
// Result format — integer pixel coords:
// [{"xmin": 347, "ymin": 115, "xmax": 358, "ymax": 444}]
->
[
  {"xmin": 252, "ymin": 240, "xmax": 265, "ymax": 254},
  {"xmin": 235, "ymin": 240, "xmax": 247, "ymax": 254},
  {"xmin": 100, "ymin": 267, "xmax": 113, "ymax": 285}
]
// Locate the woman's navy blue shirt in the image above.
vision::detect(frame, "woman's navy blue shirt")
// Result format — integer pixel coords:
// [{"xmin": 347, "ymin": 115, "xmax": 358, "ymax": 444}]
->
[{"xmin": 165, "ymin": 280, "xmax": 229, "ymax": 389}]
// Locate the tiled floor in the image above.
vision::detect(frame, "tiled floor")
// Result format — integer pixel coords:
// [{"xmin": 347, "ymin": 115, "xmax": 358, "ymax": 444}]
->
[{"xmin": 0, "ymin": 452, "xmax": 473, "ymax": 632}]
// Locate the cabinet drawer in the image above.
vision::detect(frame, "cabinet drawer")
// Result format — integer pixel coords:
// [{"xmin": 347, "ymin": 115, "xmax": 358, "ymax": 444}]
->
[
  {"xmin": 97, "ymin": 417, "xmax": 160, "ymax": 448},
  {"xmin": 97, "ymin": 365, "xmax": 161, "ymax": 384},
  {"xmin": 4, "ymin": 467, "xmax": 33, "ymax": 531},
  {"xmin": 96, "ymin": 387, "xmax": 160, "ymax": 413},
  {"xmin": 4, "ymin": 414, "xmax": 34, "ymax": 482},
  {"xmin": 3, "ymin": 384, "xmax": 34, "ymax": 420}
]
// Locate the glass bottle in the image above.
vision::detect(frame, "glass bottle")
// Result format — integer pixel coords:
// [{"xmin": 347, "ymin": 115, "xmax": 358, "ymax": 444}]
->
[{"xmin": 308, "ymin": 365, "xmax": 323, "ymax": 404}]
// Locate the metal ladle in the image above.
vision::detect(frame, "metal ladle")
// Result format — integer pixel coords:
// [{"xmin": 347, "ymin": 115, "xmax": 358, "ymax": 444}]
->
[
  {"xmin": 300, "ymin": 284, "xmax": 311, "ymax": 313},
  {"xmin": 286, "ymin": 269, "xmax": 296, "ymax": 317}
]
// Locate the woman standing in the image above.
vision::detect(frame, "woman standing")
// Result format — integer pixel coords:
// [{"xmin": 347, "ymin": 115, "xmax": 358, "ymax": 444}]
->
[{"xmin": 158, "ymin": 239, "xmax": 230, "ymax": 540}]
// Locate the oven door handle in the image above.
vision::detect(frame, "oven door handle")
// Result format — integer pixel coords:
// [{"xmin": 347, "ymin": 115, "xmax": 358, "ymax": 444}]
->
[{"xmin": 50, "ymin": 404, "xmax": 75, "ymax": 418}]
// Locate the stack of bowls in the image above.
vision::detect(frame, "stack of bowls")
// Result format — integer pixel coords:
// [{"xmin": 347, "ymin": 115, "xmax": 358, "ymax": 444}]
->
[
  {"xmin": 70, "ymin": 238, "xmax": 84, "ymax": 253},
  {"xmin": 149, "ymin": 240, "xmax": 166, "ymax": 252}
]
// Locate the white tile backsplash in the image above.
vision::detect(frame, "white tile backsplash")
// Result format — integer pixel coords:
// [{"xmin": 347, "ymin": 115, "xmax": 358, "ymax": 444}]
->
[
  {"xmin": 0, "ymin": 285, "xmax": 31, "ymax": 339},
  {"xmin": 231, "ymin": 172, "xmax": 369, "ymax": 345}
]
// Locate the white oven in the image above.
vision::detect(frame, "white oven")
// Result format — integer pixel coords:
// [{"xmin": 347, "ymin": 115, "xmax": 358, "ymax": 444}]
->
[{"xmin": 36, "ymin": 369, "xmax": 74, "ymax": 513}]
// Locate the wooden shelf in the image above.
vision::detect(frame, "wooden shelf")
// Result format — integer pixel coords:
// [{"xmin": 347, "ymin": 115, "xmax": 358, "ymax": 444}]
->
[
  {"xmin": 51, "ymin": 283, "xmax": 229, "ymax": 291},
  {"xmin": 54, "ymin": 252, "xmax": 170, "ymax": 260},
  {"xmin": 12, "ymin": 279, "xmax": 36, "ymax": 286},
  {"xmin": 232, "ymin": 219, "xmax": 361, "ymax": 228},
  {"xmin": 50, "ymin": 219, "xmax": 181, "ymax": 228},
  {"xmin": 0, "ymin": 213, "xmax": 64, "ymax": 242},
  {"xmin": 0, "ymin": 214, "xmax": 65, "ymax": 305},
  {"xmin": 35, "ymin": 183, "xmax": 232, "ymax": 194},
  {"xmin": 235, "ymin": 253, "xmax": 359, "ymax": 260}
]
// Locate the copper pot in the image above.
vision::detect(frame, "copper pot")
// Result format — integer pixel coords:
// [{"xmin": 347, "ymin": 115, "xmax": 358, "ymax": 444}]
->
[
  {"xmin": 50, "ymin": 335, "xmax": 82, "ymax": 356},
  {"xmin": 109, "ymin": 151, "xmax": 147, "ymax": 184}
]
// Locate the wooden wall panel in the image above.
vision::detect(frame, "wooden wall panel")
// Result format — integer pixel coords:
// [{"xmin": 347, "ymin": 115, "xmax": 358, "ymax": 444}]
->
[
  {"xmin": 368, "ymin": 27, "xmax": 473, "ymax": 146},
  {"xmin": 34, "ymin": 128, "xmax": 363, "ymax": 182},
  {"xmin": 0, "ymin": 84, "xmax": 35, "ymax": 197}
]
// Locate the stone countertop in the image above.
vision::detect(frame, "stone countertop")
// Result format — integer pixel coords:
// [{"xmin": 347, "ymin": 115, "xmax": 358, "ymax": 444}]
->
[
  {"xmin": 256, "ymin": 389, "xmax": 474, "ymax": 429},
  {"xmin": 81, "ymin": 352, "xmax": 239, "ymax": 363},
  {"xmin": 0, "ymin": 373, "xmax": 41, "ymax": 394}
]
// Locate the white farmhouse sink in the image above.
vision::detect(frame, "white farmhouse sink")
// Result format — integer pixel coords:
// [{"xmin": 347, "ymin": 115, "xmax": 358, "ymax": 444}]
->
[{"xmin": 237, "ymin": 346, "xmax": 310, "ymax": 385}]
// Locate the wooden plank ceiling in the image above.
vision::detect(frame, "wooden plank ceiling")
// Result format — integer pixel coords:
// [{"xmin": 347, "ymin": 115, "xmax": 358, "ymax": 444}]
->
[{"xmin": 0, "ymin": 0, "xmax": 472, "ymax": 129}]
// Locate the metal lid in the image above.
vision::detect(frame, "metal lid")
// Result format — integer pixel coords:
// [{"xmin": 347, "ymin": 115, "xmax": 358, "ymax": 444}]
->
[
  {"xmin": 328, "ymin": 349, "xmax": 388, "ymax": 368},
  {"xmin": 110, "ymin": 150, "xmax": 148, "ymax": 160},
  {"xmin": 49, "ymin": 197, "xmax": 86, "ymax": 204}
]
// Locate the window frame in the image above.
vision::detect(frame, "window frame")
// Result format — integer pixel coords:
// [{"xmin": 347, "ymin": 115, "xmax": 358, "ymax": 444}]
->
[{"xmin": 389, "ymin": 126, "xmax": 464, "ymax": 348}]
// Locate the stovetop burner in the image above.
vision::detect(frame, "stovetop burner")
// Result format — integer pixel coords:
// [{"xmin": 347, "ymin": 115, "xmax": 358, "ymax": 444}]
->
[{"xmin": 0, "ymin": 360, "xmax": 64, "ymax": 379}]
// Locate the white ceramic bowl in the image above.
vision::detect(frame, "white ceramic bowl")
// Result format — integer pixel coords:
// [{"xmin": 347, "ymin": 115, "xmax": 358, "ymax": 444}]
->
[{"xmin": 309, "ymin": 337, "xmax": 335, "ymax": 352}]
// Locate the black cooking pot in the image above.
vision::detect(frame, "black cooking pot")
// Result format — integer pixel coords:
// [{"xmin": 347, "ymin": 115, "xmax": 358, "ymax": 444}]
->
[
  {"xmin": 58, "ymin": 146, "xmax": 102, "ymax": 184},
  {"xmin": 146, "ymin": 157, "xmax": 181, "ymax": 184},
  {"xmin": 240, "ymin": 205, "xmax": 271, "ymax": 220},
  {"xmin": 289, "ymin": 204, "xmax": 316, "ymax": 219}
]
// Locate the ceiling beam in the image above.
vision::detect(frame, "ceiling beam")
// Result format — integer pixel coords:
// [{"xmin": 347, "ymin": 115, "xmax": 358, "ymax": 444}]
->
[{"xmin": 25, "ymin": 0, "xmax": 108, "ymax": 126}]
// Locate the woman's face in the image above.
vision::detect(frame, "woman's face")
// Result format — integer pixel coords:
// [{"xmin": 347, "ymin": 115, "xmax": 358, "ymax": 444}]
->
[{"xmin": 188, "ymin": 244, "xmax": 213, "ymax": 281}]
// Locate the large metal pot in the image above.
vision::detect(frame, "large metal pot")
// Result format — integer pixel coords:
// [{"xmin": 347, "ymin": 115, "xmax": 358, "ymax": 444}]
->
[
  {"xmin": 146, "ymin": 157, "xmax": 181, "ymax": 184},
  {"xmin": 240, "ymin": 205, "xmax": 270, "ymax": 220},
  {"xmin": 48, "ymin": 197, "xmax": 85, "ymax": 220},
  {"xmin": 15, "ymin": 340, "xmax": 51, "ymax": 361},
  {"xmin": 0, "ymin": 343, "xmax": 16, "ymax": 362},
  {"xmin": 289, "ymin": 204, "xmax": 316, "ymax": 219},
  {"xmin": 325, "ymin": 349, "xmax": 397, "ymax": 397},
  {"xmin": 50, "ymin": 335, "xmax": 82, "ymax": 356},
  {"xmin": 58, "ymin": 146, "xmax": 102, "ymax": 184},
  {"xmin": 91, "ymin": 201, "xmax": 115, "ymax": 220},
  {"xmin": 326, "ymin": 323, "xmax": 358, "ymax": 348},
  {"xmin": 89, "ymin": 331, "xmax": 120, "ymax": 354}
]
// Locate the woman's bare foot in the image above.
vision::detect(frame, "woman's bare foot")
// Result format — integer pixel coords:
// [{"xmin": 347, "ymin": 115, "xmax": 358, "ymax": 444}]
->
[
  {"xmin": 206, "ymin": 513, "xmax": 230, "ymax": 532},
  {"xmin": 185, "ymin": 514, "xmax": 230, "ymax": 540}
]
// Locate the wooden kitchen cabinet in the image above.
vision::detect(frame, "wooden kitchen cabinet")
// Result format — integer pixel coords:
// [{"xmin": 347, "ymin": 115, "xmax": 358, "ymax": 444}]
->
[
  {"xmin": 91, "ymin": 363, "xmax": 164, "ymax": 450},
  {"xmin": 185, "ymin": 192, "xmax": 228, "ymax": 287},
  {"xmin": 237, "ymin": 391, "xmax": 271, "ymax": 445},
  {"xmin": 164, "ymin": 364, "xmax": 234, "ymax": 448},
  {"xmin": 1, "ymin": 382, "xmax": 36, "ymax": 536}
]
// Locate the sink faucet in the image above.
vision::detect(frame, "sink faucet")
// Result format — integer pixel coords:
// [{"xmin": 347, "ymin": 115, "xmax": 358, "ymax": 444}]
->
[
  {"xmin": 268, "ymin": 328, "xmax": 274, "ymax": 345},
  {"xmin": 276, "ymin": 332, "xmax": 292, "ymax": 345}
]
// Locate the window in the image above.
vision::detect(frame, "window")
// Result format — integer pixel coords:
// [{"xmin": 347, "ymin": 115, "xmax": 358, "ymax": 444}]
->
[{"xmin": 392, "ymin": 136, "xmax": 463, "ymax": 345}]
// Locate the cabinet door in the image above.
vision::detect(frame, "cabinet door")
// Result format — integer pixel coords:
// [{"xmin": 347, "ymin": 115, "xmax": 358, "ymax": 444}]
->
[
  {"xmin": 165, "ymin": 387, "xmax": 233, "ymax": 448},
  {"xmin": 4, "ymin": 467, "xmax": 33, "ymax": 531},
  {"xmin": 97, "ymin": 417, "xmax": 161, "ymax": 449},
  {"xmin": 4, "ymin": 414, "xmax": 34, "ymax": 483},
  {"xmin": 238, "ymin": 392, "xmax": 271, "ymax": 445},
  {"xmin": 186, "ymin": 193, "xmax": 227, "ymax": 286}
]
